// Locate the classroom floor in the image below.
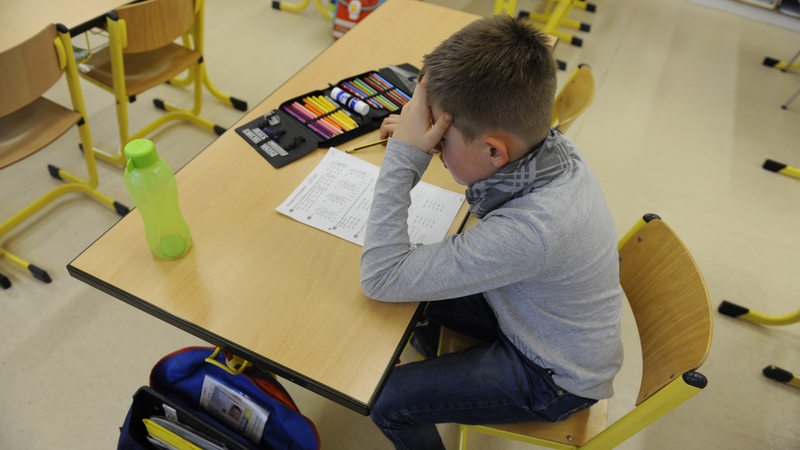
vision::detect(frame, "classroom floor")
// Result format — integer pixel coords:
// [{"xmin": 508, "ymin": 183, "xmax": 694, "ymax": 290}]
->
[{"xmin": 1, "ymin": 0, "xmax": 799, "ymax": 448}]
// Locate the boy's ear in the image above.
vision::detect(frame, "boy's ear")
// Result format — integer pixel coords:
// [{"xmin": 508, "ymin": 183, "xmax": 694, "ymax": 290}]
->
[{"xmin": 484, "ymin": 135, "xmax": 510, "ymax": 168}]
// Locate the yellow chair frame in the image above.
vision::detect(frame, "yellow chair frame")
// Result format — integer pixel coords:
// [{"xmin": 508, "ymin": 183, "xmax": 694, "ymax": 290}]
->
[
  {"xmin": 272, "ymin": 0, "xmax": 334, "ymax": 21},
  {"xmin": 78, "ymin": 0, "xmax": 226, "ymax": 166},
  {"xmin": 552, "ymin": 63, "xmax": 595, "ymax": 133},
  {"xmin": 718, "ymin": 300, "xmax": 800, "ymax": 389},
  {"xmin": 762, "ymin": 159, "xmax": 800, "ymax": 180},
  {"xmin": 163, "ymin": 33, "xmax": 248, "ymax": 113},
  {"xmin": 495, "ymin": 0, "xmax": 595, "ymax": 47},
  {"xmin": 762, "ymin": 49, "xmax": 800, "ymax": 110},
  {"xmin": 0, "ymin": 24, "xmax": 128, "ymax": 287},
  {"xmin": 440, "ymin": 213, "xmax": 714, "ymax": 449},
  {"xmin": 762, "ymin": 48, "xmax": 800, "ymax": 73}
]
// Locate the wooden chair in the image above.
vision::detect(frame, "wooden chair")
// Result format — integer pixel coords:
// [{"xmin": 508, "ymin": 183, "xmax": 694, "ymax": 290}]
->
[
  {"xmin": 440, "ymin": 213, "xmax": 714, "ymax": 449},
  {"xmin": 552, "ymin": 64, "xmax": 595, "ymax": 133},
  {"xmin": 0, "ymin": 24, "xmax": 129, "ymax": 287},
  {"xmin": 78, "ymin": 0, "xmax": 227, "ymax": 166}
]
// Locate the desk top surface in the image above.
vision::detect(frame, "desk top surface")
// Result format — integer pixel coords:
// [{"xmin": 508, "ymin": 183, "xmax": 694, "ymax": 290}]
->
[
  {"xmin": 0, "ymin": 0, "xmax": 128, "ymax": 51},
  {"xmin": 68, "ymin": 0, "xmax": 480, "ymax": 414}
]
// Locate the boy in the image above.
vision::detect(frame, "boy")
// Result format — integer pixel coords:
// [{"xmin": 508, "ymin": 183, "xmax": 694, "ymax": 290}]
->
[{"xmin": 360, "ymin": 15, "xmax": 623, "ymax": 450}]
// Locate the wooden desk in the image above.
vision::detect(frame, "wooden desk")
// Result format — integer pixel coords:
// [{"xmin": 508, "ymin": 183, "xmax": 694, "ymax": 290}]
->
[
  {"xmin": 68, "ymin": 0, "xmax": 478, "ymax": 415},
  {"xmin": 0, "ymin": 0, "xmax": 128, "ymax": 51}
]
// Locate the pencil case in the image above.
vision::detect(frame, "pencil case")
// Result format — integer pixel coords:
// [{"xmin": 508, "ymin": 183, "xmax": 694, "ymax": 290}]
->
[{"xmin": 235, "ymin": 64, "xmax": 419, "ymax": 168}]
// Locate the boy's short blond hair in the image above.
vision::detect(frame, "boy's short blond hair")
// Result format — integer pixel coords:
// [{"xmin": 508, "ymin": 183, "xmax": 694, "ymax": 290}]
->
[{"xmin": 421, "ymin": 15, "xmax": 556, "ymax": 146}]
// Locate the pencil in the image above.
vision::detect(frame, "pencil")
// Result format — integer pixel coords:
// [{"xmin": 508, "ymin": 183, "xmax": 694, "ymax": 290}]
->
[{"xmin": 346, "ymin": 138, "xmax": 388, "ymax": 153}]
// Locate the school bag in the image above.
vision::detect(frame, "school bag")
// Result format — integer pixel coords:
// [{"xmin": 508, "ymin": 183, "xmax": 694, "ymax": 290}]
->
[
  {"xmin": 118, "ymin": 346, "xmax": 320, "ymax": 449},
  {"xmin": 332, "ymin": 0, "xmax": 386, "ymax": 39}
]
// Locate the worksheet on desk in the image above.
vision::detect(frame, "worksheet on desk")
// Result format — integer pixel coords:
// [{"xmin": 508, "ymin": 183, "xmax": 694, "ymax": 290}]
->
[{"xmin": 276, "ymin": 148, "xmax": 465, "ymax": 246}]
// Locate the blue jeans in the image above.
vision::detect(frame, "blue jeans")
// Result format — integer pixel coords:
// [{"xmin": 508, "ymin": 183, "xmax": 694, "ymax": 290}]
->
[{"xmin": 371, "ymin": 294, "xmax": 596, "ymax": 450}]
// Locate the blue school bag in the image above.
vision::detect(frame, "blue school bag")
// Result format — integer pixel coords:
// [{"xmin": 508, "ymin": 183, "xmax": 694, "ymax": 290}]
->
[{"xmin": 118, "ymin": 346, "xmax": 320, "ymax": 449}]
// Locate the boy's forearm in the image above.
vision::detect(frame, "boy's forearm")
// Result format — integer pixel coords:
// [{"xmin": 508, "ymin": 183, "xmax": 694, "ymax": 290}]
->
[{"xmin": 360, "ymin": 139, "xmax": 432, "ymax": 300}]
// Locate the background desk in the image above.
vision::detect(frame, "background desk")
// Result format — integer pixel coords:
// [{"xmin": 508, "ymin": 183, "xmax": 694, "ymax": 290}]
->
[
  {"xmin": 0, "ymin": 0, "xmax": 128, "ymax": 51},
  {"xmin": 68, "ymin": 0, "xmax": 478, "ymax": 415}
]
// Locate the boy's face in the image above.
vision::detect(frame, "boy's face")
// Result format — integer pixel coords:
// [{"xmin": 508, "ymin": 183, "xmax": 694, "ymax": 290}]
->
[{"xmin": 431, "ymin": 104, "xmax": 498, "ymax": 186}]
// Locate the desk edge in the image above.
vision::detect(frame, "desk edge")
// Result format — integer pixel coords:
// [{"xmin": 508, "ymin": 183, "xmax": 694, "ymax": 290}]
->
[{"xmin": 66, "ymin": 262, "xmax": 374, "ymax": 415}]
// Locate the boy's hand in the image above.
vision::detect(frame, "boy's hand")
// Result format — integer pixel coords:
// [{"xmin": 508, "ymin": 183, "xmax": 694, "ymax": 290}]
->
[
  {"xmin": 379, "ymin": 114, "xmax": 400, "ymax": 139},
  {"xmin": 391, "ymin": 79, "xmax": 452, "ymax": 155}
]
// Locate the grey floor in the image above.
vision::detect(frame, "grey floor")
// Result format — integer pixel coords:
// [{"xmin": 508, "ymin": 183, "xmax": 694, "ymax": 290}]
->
[{"xmin": 1, "ymin": 0, "xmax": 799, "ymax": 448}]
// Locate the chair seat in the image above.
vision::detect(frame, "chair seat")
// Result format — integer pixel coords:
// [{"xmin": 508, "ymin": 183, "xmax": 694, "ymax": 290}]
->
[
  {"xmin": 0, "ymin": 97, "xmax": 80, "ymax": 169},
  {"xmin": 79, "ymin": 43, "xmax": 202, "ymax": 96},
  {"xmin": 476, "ymin": 399, "xmax": 608, "ymax": 446},
  {"xmin": 438, "ymin": 327, "xmax": 609, "ymax": 445}
]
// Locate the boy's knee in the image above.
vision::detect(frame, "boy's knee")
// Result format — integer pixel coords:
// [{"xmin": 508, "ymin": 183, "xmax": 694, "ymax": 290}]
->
[
  {"xmin": 370, "ymin": 387, "xmax": 400, "ymax": 430},
  {"xmin": 370, "ymin": 400, "xmax": 387, "ymax": 428}
]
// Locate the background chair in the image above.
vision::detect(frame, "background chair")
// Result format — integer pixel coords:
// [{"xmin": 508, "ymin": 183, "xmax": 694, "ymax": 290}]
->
[
  {"xmin": 552, "ymin": 63, "xmax": 595, "ymax": 133},
  {"xmin": 495, "ymin": 0, "xmax": 596, "ymax": 47},
  {"xmin": 78, "ymin": 0, "xmax": 228, "ymax": 166},
  {"xmin": 439, "ymin": 213, "xmax": 714, "ymax": 449},
  {"xmin": 0, "ymin": 24, "xmax": 128, "ymax": 287}
]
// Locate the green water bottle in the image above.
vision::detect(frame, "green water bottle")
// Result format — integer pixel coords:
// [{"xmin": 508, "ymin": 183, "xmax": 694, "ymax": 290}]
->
[{"xmin": 123, "ymin": 139, "xmax": 192, "ymax": 259}]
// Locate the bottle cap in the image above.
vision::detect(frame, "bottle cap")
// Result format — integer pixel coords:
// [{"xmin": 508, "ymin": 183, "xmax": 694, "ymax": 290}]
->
[{"xmin": 124, "ymin": 139, "xmax": 160, "ymax": 169}]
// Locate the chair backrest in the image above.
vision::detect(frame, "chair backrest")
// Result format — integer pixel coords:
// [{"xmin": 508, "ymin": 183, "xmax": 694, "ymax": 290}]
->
[
  {"xmin": 0, "ymin": 25, "xmax": 63, "ymax": 118},
  {"xmin": 552, "ymin": 63, "xmax": 595, "ymax": 133},
  {"xmin": 115, "ymin": 0, "xmax": 196, "ymax": 53},
  {"xmin": 618, "ymin": 215, "xmax": 713, "ymax": 405}
]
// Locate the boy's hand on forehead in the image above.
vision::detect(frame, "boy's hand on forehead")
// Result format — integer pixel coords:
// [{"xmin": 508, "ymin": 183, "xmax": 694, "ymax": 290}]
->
[{"xmin": 391, "ymin": 78, "xmax": 452, "ymax": 155}]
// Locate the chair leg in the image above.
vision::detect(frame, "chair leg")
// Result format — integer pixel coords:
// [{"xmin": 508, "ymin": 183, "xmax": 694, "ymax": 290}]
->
[
  {"xmin": 92, "ymin": 62, "xmax": 227, "ymax": 167},
  {"xmin": 574, "ymin": 1, "xmax": 597, "ymax": 12},
  {"xmin": 272, "ymin": 0, "xmax": 311, "ymax": 13},
  {"xmin": 718, "ymin": 300, "xmax": 800, "ymax": 325},
  {"xmin": 0, "ymin": 248, "xmax": 52, "ymax": 283},
  {"xmin": 150, "ymin": 62, "xmax": 227, "ymax": 136},
  {"xmin": 201, "ymin": 73, "xmax": 248, "ymax": 111},
  {"xmin": 520, "ymin": 0, "xmax": 588, "ymax": 47},
  {"xmin": 719, "ymin": 301, "xmax": 800, "ymax": 391},
  {"xmin": 89, "ymin": 91, "xmax": 133, "ymax": 167},
  {"xmin": 169, "ymin": 34, "xmax": 248, "ymax": 112},
  {"xmin": 0, "ymin": 168, "xmax": 129, "ymax": 284},
  {"xmin": 763, "ymin": 48, "xmax": 800, "ymax": 72},
  {"xmin": 272, "ymin": 0, "xmax": 333, "ymax": 20},
  {"xmin": 762, "ymin": 159, "xmax": 800, "ymax": 179},
  {"xmin": 763, "ymin": 366, "xmax": 800, "ymax": 389},
  {"xmin": 493, "ymin": 0, "xmax": 518, "ymax": 15},
  {"xmin": 780, "ymin": 85, "xmax": 800, "ymax": 110},
  {"xmin": 458, "ymin": 425, "xmax": 469, "ymax": 450}
]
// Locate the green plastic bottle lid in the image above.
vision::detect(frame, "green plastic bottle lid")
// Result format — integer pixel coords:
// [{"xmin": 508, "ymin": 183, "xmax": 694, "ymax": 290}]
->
[{"xmin": 124, "ymin": 139, "xmax": 159, "ymax": 169}]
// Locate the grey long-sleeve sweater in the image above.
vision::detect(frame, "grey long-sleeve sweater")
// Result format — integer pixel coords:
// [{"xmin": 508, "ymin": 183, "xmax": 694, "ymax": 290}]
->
[{"xmin": 360, "ymin": 132, "xmax": 623, "ymax": 400}]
